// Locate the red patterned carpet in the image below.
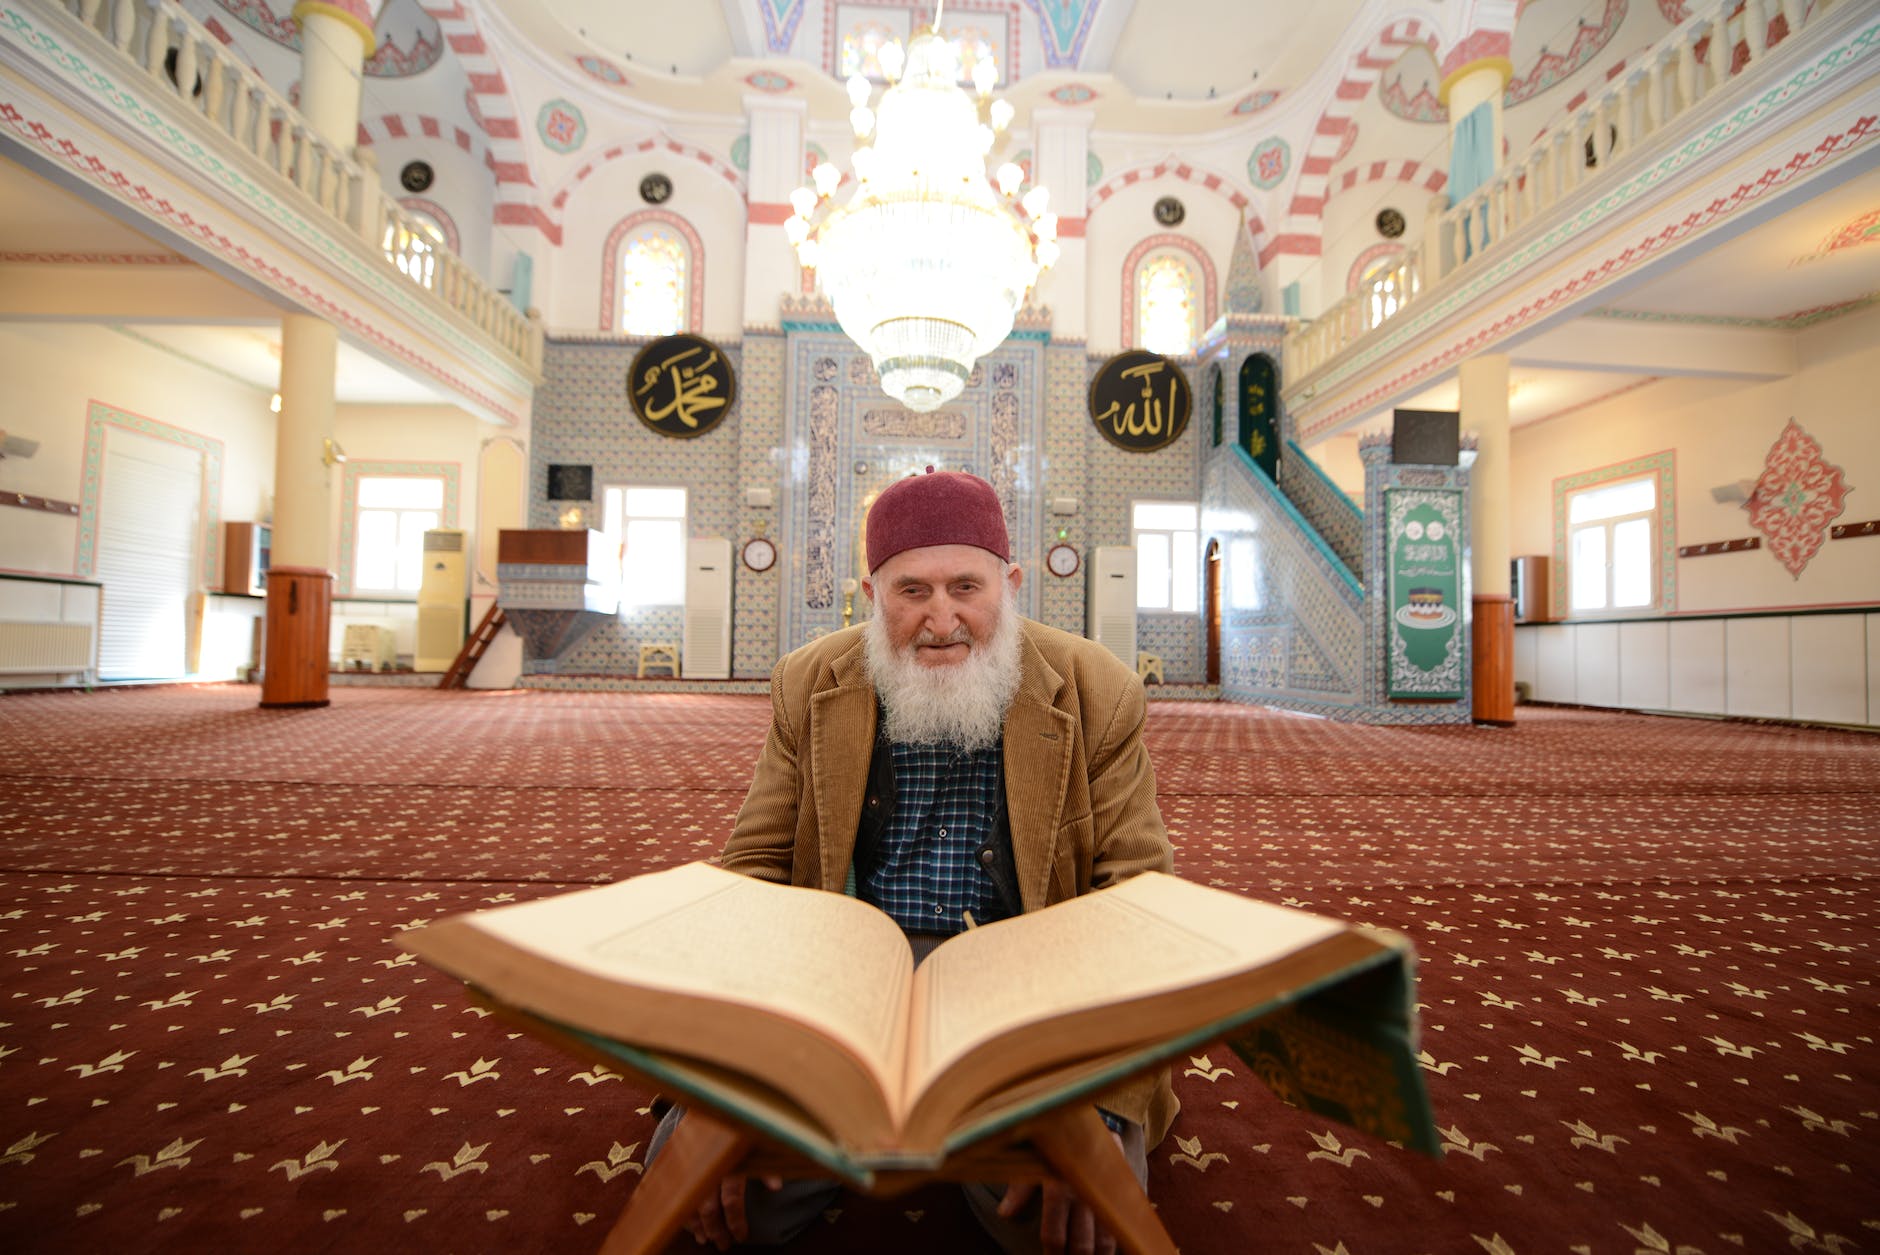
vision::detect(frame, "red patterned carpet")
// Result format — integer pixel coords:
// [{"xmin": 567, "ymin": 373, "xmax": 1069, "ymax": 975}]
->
[{"xmin": 1, "ymin": 685, "xmax": 1875, "ymax": 1254}]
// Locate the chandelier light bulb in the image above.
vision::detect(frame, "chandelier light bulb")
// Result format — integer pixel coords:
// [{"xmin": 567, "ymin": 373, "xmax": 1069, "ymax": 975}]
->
[
  {"xmin": 972, "ymin": 57, "xmax": 997, "ymax": 97},
  {"xmin": 796, "ymin": 238, "xmax": 819, "ymax": 267},
  {"xmin": 784, "ymin": 215, "xmax": 811, "ymax": 245},
  {"xmin": 790, "ymin": 186, "xmax": 818, "ymax": 218},
  {"xmin": 850, "ymin": 105, "xmax": 875, "ymax": 138},
  {"xmin": 1033, "ymin": 213, "xmax": 1058, "ymax": 241},
  {"xmin": 989, "ymin": 98, "xmax": 1015, "ymax": 132},
  {"xmin": 1021, "ymin": 185, "xmax": 1050, "ymax": 218},
  {"xmin": 975, "ymin": 124, "xmax": 995, "ymax": 154},
  {"xmin": 995, "ymin": 162, "xmax": 1023, "ymax": 196},
  {"xmin": 879, "ymin": 40, "xmax": 904, "ymax": 80},
  {"xmin": 812, "ymin": 162, "xmax": 841, "ymax": 197},
  {"xmin": 1036, "ymin": 239, "xmax": 1060, "ymax": 268},
  {"xmin": 846, "ymin": 74, "xmax": 872, "ymax": 108}
]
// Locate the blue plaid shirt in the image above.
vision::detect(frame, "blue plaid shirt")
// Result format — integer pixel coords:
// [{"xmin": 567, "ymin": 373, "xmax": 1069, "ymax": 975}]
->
[{"xmin": 859, "ymin": 741, "xmax": 1008, "ymax": 936}]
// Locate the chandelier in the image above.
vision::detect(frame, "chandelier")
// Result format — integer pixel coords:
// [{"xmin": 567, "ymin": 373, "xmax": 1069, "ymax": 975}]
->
[{"xmin": 785, "ymin": 15, "xmax": 1058, "ymax": 413}]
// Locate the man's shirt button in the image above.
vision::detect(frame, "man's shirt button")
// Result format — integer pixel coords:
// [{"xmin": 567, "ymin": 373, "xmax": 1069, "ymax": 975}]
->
[
  {"xmin": 978, "ymin": 848, "xmax": 995, "ymax": 866},
  {"xmin": 936, "ymin": 827, "xmax": 947, "ymax": 838}
]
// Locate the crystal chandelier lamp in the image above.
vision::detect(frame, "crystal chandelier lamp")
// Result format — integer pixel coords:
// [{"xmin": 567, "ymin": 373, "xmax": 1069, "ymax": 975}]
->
[{"xmin": 785, "ymin": 24, "xmax": 1059, "ymax": 413}]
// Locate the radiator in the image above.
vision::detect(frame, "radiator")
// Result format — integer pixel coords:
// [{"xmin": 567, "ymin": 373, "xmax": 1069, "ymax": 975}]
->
[{"xmin": 0, "ymin": 621, "xmax": 94, "ymax": 674}]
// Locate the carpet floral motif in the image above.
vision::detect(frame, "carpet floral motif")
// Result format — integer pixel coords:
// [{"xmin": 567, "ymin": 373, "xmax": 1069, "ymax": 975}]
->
[{"xmin": 1746, "ymin": 418, "xmax": 1848, "ymax": 578}]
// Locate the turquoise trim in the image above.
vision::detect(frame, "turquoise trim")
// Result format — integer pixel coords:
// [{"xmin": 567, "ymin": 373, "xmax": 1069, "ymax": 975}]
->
[
  {"xmin": 779, "ymin": 317, "xmax": 843, "ymax": 333},
  {"xmin": 1284, "ymin": 439, "xmax": 1364, "ymax": 519},
  {"xmin": 1229, "ymin": 445, "xmax": 1362, "ymax": 598}
]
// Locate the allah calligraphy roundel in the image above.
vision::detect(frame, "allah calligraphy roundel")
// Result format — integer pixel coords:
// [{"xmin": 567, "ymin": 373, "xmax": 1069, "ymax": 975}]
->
[
  {"xmin": 1088, "ymin": 350, "xmax": 1192, "ymax": 453},
  {"xmin": 627, "ymin": 334, "xmax": 737, "ymax": 439}
]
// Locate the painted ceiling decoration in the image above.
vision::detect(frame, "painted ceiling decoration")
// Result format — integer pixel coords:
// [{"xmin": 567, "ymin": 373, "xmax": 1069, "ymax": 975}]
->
[
  {"xmin": 760, "ymin": 0, "xmax": 812, "ymax": 53},
  {"xmin": 1382, "ymin": 0, "xmax": 1628, "ymax": 122},
  {"xmin": 1020, "ymin": 0, "xmax": 1103, "ymax": 67},
  {"xmin": 1229, "ymin": 89, "xmax": 1281, "ymax": 116},
  {"xmin": 1799, "ymin": 207, "xmax": 1880, "ymax": 264},
  {"xmin": 573, "ymin": 55, "xmax": 631, "ymax": 87},
  {"xmin": 1747, "ymin": 419, "xmax": 1849, "ymax": 579},
  {"xmin": 210, "ymin": 0, "xmax": 442, "ymax": 77}
]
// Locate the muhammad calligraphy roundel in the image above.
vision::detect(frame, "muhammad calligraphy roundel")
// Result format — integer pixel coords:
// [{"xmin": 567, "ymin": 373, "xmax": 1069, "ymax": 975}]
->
[
  {"xmin": 1088, "ymin": 350, "xmax": 1192, "ymax": 453},
  {"xmin": 627, "ymin": 334, "xmax": 737, "ymax": 439}
]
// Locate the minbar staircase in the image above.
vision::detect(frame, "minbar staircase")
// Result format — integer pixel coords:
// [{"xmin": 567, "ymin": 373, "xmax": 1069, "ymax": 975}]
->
[{"xmin": 439, "ymin": 604, "xmax": 505, "ymax": 690}]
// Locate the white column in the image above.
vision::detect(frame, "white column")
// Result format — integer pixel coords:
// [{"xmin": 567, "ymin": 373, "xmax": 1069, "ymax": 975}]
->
[
  {"xmin": 743, "ymin": 96, "xmax": 808, "ymax": 325},
  {"xmin": 273, "ymin": 314, "xmax": 341, "ymax": 570},
  {"xmin": 1029, "ymin": 107, "xmax": 1093, "ymax": 342},
  {"xmin": 290, "ymin": 2, "xmax": 375, "ymax": 149}
]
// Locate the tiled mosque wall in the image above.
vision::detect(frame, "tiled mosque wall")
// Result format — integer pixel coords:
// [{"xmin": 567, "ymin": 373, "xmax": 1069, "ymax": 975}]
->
[
  {"xmin": 529, "ymin": 336, "xmax": 742, "ymax": 674},
  {"xmin": 526, "ymin": 332, "xmax": 1212, "ymax": 683}
]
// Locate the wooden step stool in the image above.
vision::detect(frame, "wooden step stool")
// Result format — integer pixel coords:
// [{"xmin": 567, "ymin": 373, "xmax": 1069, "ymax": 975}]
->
[{"xmin": 637, "ymin": 642, "xmax": 680, "ymax": 679}]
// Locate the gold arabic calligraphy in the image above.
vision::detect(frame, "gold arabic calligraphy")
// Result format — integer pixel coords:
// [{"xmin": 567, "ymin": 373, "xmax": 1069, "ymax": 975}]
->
[
  {"xmin": 1096, "ymin": 359, "xmax": 1180, "ymax": 440},
  {"xmin": 636, "ymin": 344, "xmax": 727, "ymax": 428}
]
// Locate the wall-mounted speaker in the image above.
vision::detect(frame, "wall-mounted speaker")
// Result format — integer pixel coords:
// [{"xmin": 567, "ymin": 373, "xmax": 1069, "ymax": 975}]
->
[{"xmin": 1391, "ymin": 409, "xmax": 1460, "ymax": 466}]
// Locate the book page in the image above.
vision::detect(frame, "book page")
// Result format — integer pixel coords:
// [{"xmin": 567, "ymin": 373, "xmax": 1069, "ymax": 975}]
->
[
  {"xmin": 455, "ymin": 864, "xmax": 916, "ymax": 1080},
  {"xmin": 907, "ymin": 873, "xmax": 1346, "ymax": 1095}
]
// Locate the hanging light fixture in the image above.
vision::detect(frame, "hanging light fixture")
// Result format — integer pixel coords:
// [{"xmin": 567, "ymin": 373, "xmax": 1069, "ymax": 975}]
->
[{"xmin": 786, "ymin": 7, "xmax": 1058, "ymax": 413}]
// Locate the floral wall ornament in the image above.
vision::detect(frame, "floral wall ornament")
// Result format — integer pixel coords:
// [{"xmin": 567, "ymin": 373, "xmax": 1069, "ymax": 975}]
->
[
  {"xmin": 1229, "ymin": 90, "xmax": 1281, "ymax": 116},
  {"xmin": 575, "ymin": 55, "xmax": 630, "ymax": 86},
  {"xmin": 1248, "ymin": 137, "xmax": 1290, "ymax": 191},
  {"xmin": 1746, "ymin": 419, "xmax": 1849, "ymax": 579},
  {"xmin": 537, "ymin": 100, "xmax": 587, "ymax": 154}
]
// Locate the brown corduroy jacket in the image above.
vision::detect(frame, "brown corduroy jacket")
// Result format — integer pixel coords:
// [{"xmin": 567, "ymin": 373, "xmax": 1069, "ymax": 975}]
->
[{"xmin": 720, "ymin": 617, "xmax": 1180, "ymax": 1147}]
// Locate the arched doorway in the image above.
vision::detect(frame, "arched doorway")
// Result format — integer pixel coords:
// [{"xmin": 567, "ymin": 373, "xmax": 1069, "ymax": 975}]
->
[{"xmin": 1204, "ymin": 538, "xmax": 1222, "ymax": 687}]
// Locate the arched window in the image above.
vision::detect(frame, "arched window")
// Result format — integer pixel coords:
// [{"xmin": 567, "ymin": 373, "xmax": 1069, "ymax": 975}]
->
[
  {"xmin": 1121, "ymin": 234, "xmax": 1217, "ymax": 357},
  {"xmin": 601, "ymin": 211, "xmax": 704, "ymax": 334},
  {"xmin": 947, "ymin": 27, "xmax": 997, "ymax": 85},
  {"xmin": 1137, "ymin": 253, "xmax": 1199, "ymax": 356},
  {"xmin": 841, "ymin": 21, "xmax": 897, "ymax": 78}
]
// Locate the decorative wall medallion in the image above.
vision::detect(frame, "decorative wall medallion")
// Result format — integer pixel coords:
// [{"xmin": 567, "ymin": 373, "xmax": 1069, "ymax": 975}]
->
[
  {"xmin": 730, "ymin": 134, "xmax": 751, "ymax": 171},
  {"xmin": 399, "ymin": 160, "xmax": 434, "ymax": 193},
  {"xmin": 742, "ymin": 537, "xmax": 777, "ymax": 573},
  {"xmin": 1087, "ymin": 151, "xmax": 1103, "ymax": 187},
  {"xmin": 537, "ymin": 99, "xmax": 586, "ymax": 153},
  {"xmin": 627, "ymin": 334, "xmax": 737, "ymax": 438},
  {"xmin": 1376, "ymin": 207, "xmax": 1406, "ymax": 239},
  {"xmin": 1229, "ymin": 89, "xmax": 1280, "ymax": 116},
  {"xmin": 1046, "ymin": 543, "xmax": 1080, "ymax": 578},
  {"xmin": 743, "ymin": 70, "xmax": 796, "ymax": 93},
  {"xmin": 575, "ymin": 54, "xmax": 629, "ymax": 86},
  {"xmin": 640, "ymin": 173, "xmax": 674, "ymax": 205},
  {"xmin": 1088, "ymin": 351, "xmax": 1191, "ymax": 452},
  {"xmin": 1153, "ymin": 196, "xmax": 1186, "ymax": 227},
  {"xmin": 1746, "ymin": 418, "xmax": 1848, "ymax": 578},
  {"xmin": 1048, "ymin": 83, "xmax": 1098, "ymax": 105},
  {"xmin": 1248, "ymin": 137, "xmax": 1290, "ymax": 190}
]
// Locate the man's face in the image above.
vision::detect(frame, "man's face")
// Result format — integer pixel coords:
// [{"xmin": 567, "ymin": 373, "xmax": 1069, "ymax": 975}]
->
[{"xmin": 863, "ymin": 544, "xmax": 1023, "ymax": 668}]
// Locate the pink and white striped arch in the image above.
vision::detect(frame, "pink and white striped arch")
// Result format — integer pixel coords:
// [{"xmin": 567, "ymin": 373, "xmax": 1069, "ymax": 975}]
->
[
  {"xmin": 418, "ymin": 2, "xmax": 551, "ymax": 240},
  {"xmin": 551, "ymin": 137, "xmax": 746, "ymax": 217}
]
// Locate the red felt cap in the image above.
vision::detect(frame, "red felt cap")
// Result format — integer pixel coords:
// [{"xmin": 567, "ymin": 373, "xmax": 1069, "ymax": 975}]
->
[{"xmin": 865, "ymin": 468, "xmax": 1010, "ymax": 573}]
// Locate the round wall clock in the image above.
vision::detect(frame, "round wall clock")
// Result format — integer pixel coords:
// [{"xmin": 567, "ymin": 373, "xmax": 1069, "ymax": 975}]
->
[
  {"xmin": 741, "ymin": 537, "xmax": 777, "ymax": 573},
  {"xmin": 1045, "ymin": 543, "xmax": 1080, "ymax": 578}
]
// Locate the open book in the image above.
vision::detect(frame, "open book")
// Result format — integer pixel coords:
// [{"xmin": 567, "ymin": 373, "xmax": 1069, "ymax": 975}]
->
[{"xmin": 402, "ymin": 863, "xmax": 1434, "ymax": 1172}]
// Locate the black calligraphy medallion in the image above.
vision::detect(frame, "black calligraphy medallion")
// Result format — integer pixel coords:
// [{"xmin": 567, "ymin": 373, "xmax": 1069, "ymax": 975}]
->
[
  {"xmin": 627, "ymin": 334, "xmax": 737, "ymax": 438},
  {"xmin": 1088, "ymin": 351, "xmax": 1191, "ymax": 453}
]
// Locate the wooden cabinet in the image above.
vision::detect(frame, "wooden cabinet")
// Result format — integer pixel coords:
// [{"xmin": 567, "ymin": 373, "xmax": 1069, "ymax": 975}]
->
[
  {"xmin": 1512, "ymin": 555, "xmax": 1552, "ymax": 623},
  {"xmin": 224, "ymin": 522, "xmax": 272, "ymax": 596}
]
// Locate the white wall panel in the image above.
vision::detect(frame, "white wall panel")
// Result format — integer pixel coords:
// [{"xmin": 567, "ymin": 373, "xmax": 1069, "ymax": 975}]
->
[
  {"xmin": 1668, "ymin": 619, "xmax": 1726, "ymax": 714},
  {"xmin": 1575, "ymin": 623, "xmax": 1621, "ymax": 708},
  {"xmin": 1533, "ymin": 625, "xmax": 1575, "ymax": 703},
  {"xmin": 1514, "ymin": 626, "xmax": 1537, "ymax": 691},
  {"xmin": 1619, "ymin": 621, "xmax": 1670, "ymax": 710},
  {"xmin": 1870, "ymin": 614, "xmax": 1880, "ymax": 727},
  {"xmin": 1790, "ymin": 615, "xmax": 1867, "ymax": 725},
  {"xmin": 1725, "ymin": 618, "xmax": 1791, "ymax": 719}
]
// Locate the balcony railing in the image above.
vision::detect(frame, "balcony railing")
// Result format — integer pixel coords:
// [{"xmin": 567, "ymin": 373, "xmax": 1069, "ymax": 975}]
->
[
  {"xmin": 54, "ymin": 0, "xmax": 543, "ymax": 377},
  {"xmin": 1284, "ymin": 0, "xmax": 1827, "ymax": 384}
]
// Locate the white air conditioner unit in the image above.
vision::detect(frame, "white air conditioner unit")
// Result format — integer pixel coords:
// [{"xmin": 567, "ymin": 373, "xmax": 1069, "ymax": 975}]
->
[
  {"xmin": 1086, "ymin": 546, "xmax": 1137, "ymax": 670},
  {"xmin": 684, "ymin": 537, "xmax": 732, "ymax": 680},
  {"xmin": 416, "ymin": 528, "xmax": 467, "ymax": 672}
]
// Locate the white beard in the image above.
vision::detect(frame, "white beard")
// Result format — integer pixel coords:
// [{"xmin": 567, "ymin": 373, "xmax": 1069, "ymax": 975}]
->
[{"xmin": 863, "ymin": 584, "xmax": 1023, "ymax": 753}]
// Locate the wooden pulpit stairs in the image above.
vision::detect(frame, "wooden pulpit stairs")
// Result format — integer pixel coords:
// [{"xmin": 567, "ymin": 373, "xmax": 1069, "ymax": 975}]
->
[{"xmin": 438, "ymin": 604, "xmax": 505, "ymax": 689}]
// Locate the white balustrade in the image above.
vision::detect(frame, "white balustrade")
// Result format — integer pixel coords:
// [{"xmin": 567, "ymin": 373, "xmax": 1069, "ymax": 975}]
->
[
  {"xmin": 53, "ymin": 0, "xmax": 542, "ymax": 377},
  {"xmin": 1283, "ymin": 0, "xmax": 1824, "ymax": 383}
]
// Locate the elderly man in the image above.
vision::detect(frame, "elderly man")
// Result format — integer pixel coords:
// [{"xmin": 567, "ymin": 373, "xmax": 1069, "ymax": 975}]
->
[{"xmin": 663, "ymin": 468, "xmax": 1177, "ymax": 1254}]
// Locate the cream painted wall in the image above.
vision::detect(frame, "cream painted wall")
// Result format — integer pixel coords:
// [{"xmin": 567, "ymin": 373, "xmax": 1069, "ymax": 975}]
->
[
  {"xmin": 331, "ymin": 403, "xmax": 496, "ymax": 593},
  {"xmin": 1509, "ymin": 303, "xmax": 1880, "ymax": 614},
  {"xmin": 0, "ymin": 323, "xmax": 276, "ymax": 580},
  {"xmin": 544, "ymin": 153, "xmax": 748, "ymax": 339},
  {"xmin": 1083, "ymin": 174, "xmax": 1244, "ymax": 355}
]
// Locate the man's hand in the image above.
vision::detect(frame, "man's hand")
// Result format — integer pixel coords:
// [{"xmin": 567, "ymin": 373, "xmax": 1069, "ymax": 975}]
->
[
  {"xmin": 994, "ymin": 1128, "xmax": 1126, "ymax": 1255},
  {"xmin": 684, "ymin": 1173, "xmax": 784, "ymax": 1250}
]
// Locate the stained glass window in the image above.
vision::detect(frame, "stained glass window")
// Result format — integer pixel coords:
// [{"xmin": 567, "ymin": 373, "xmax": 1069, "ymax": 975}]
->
[
  {"xmin": 841, "ymin": 22, "xmax": 896, "ymax": 78},
  {"xmin": 947, "ymin": 28, "xmax": 997, "ymax": 85},
  {"xmin": 1138, "ymin": 252, "xmax": 1197, "ymax": 356},
  {"xmin": 619, "ymin": 227, "xmax": 688, "ymax": 337}
]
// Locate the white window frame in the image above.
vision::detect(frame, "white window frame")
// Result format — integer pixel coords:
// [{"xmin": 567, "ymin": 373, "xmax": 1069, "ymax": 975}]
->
[
  {"xmin": 601, "ymin": 484, "xmax": 688, "ymax": 609},
  {"xmin": 1565, "ymin": 473, "xmax": 1660, "ymax": 616},
  {"xmin": 350, "ymin": 474, "xmax": 445, "ymax": 597},
  {"xmin": 1131, "ymin": 499, "xmax": 1199, "ymax": 614}
]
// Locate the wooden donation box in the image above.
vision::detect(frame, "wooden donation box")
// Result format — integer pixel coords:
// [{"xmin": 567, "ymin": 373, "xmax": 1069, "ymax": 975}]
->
[
  {"xmin": 495, "ymin": 530, "xmax": 622, "ymax": 674},
  {"xmin": 260, "ymin": 565, "xmax": 333, "ymax": 708}
]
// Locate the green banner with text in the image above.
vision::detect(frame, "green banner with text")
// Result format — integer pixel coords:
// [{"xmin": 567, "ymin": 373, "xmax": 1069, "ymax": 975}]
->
[{"xmin": 1386, "ymin": 488, "xmax": 1463, "ymax": 699}]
